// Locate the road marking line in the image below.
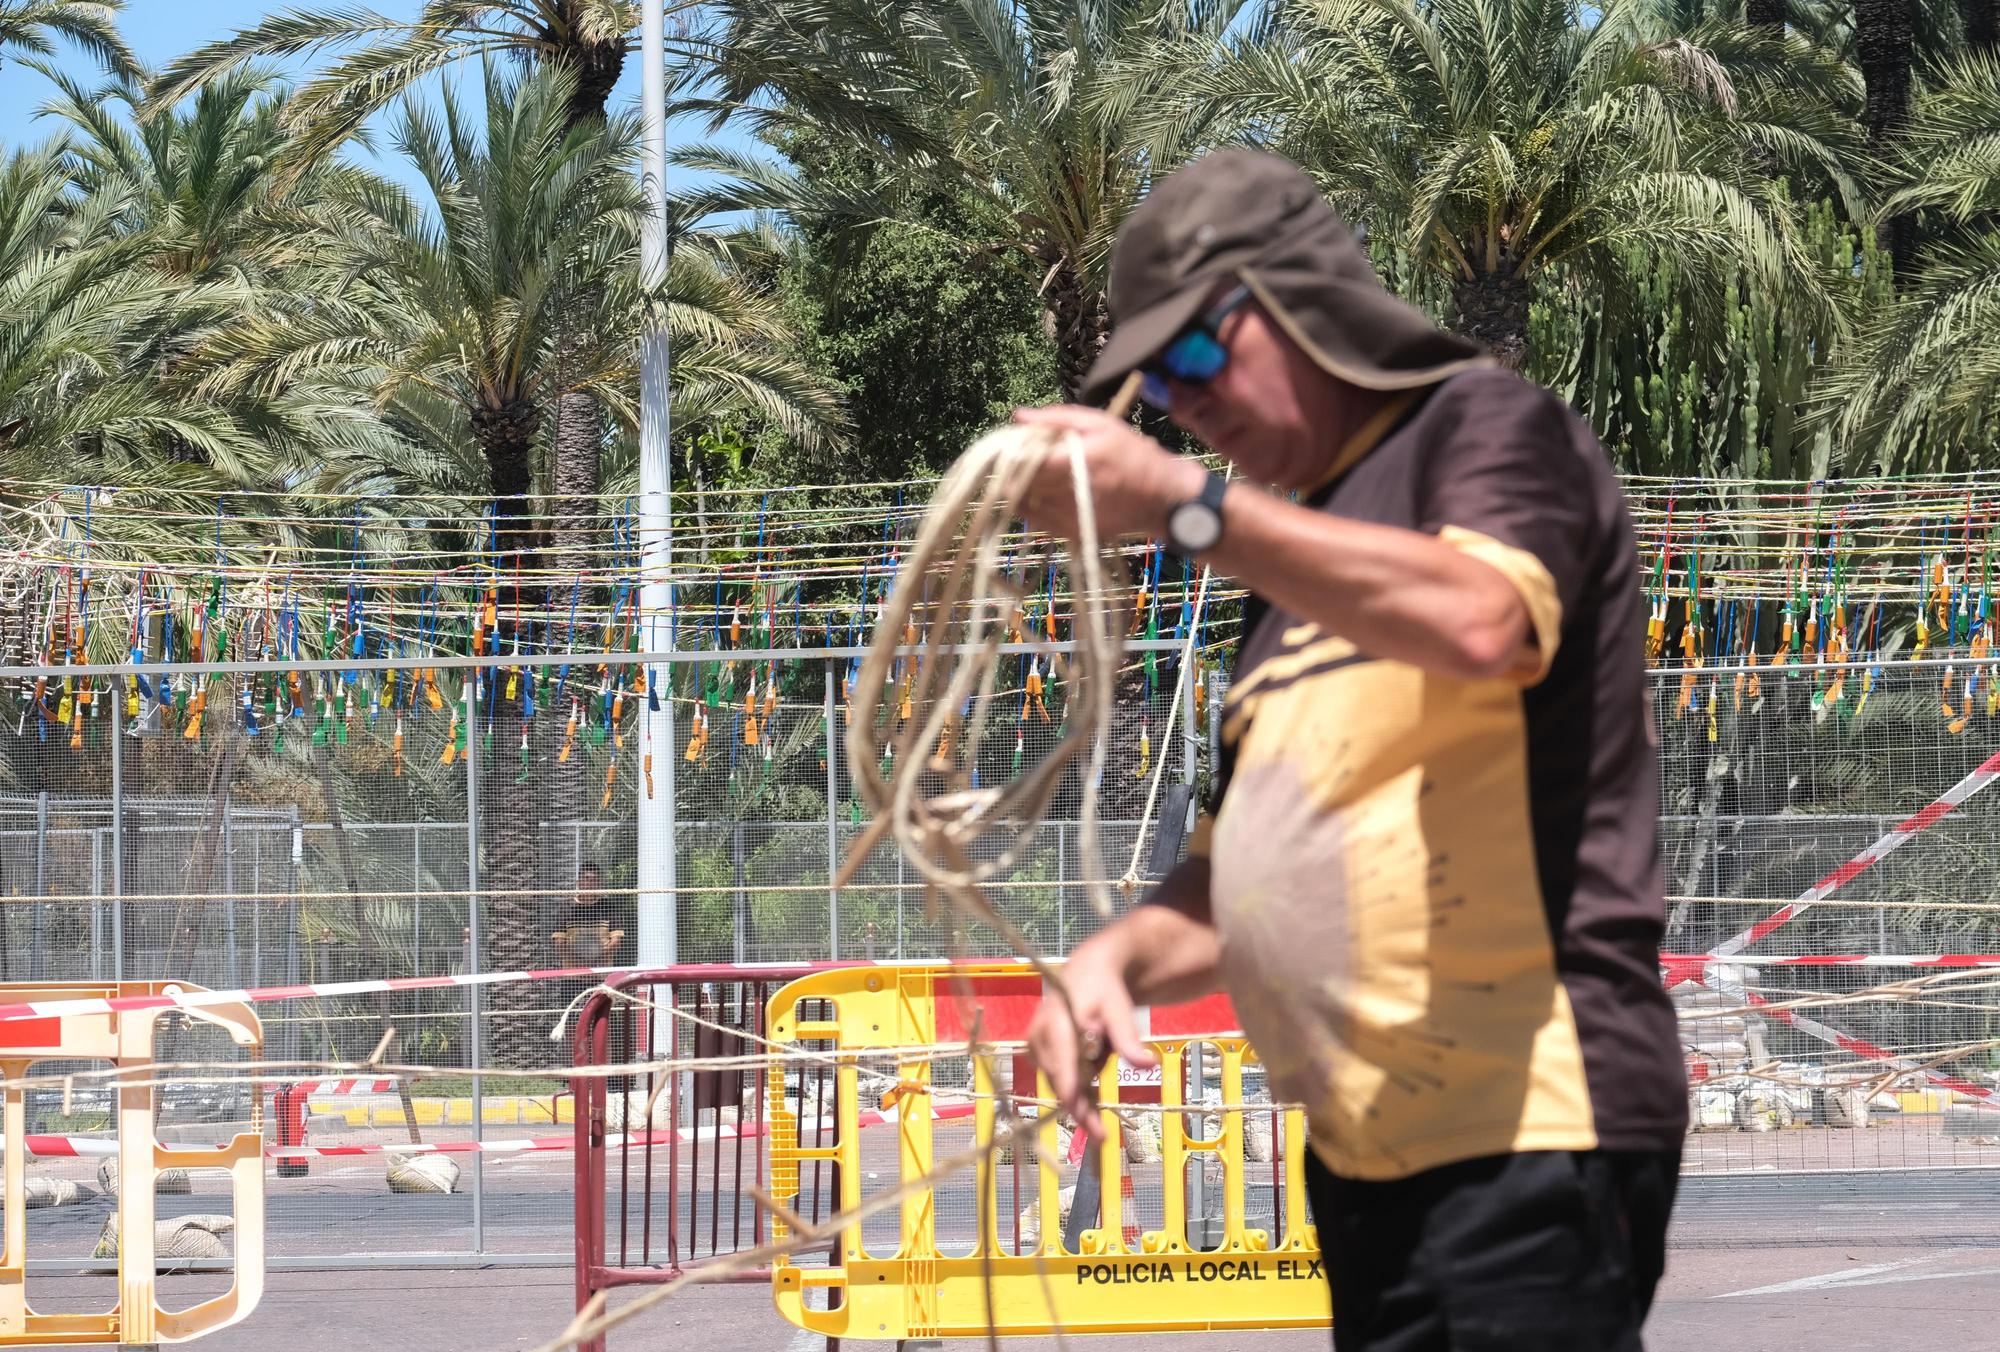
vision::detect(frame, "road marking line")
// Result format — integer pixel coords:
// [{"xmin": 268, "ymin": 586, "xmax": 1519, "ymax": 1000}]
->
[{"xmin": 1716, "ymin": 1258, "xmax": 1932, "ymax": 1297}]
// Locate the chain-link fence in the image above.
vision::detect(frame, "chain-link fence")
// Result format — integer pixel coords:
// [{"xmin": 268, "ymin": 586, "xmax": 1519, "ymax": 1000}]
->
[
  {"xmin": 1657, "ymin": 655, "xmax": 2000, "ymax": 1244},
  {"xmin": 4, "ymin": 646, "xmax": 2000, "ymax": 1261},
  {"xmin": 0, "ymin": 643, "xmax": 1204, "ymax": 1266}
]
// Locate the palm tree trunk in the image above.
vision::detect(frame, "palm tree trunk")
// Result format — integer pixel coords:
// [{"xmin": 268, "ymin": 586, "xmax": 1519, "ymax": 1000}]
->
[
  {"xmin": 1450, "ymin": 268, "xmax": 1532, "ymax": 369},
  {"xmin": 1045, "ymin": 260, "xmax": 1112, "ymax": 406},
  {"xmin": 471, "ymin": 399, "xmax": 553, "ymax": 1065},
  {"xmin": 1963, "ymin": 0, "xmax": 2000, "ymax": 48},
  {"xmin": 481, "ymin": 707, "xmax": 551, "ymax": 1066},
  {"xmin": 546, "ymin": 12, "xmax": 625, "ymax": 593},
  {"xmin": 546, "ymin": 21, "xmax": 623, "ymax": 866},
  {"xmin": 550, "ymin": 388, "xmax": 602, "ymax": 577},
  {"xmin": 1746, "ymin": 0, "xmax": 1786, "ymax": 27},
  {"xmin": 1855, "ymin": 0, "xmax": 1918, "ymax": 277}
]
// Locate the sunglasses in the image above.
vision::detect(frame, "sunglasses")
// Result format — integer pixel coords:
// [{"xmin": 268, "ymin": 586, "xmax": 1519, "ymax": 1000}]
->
[{"xmin": 1139, "ymin": 283, "xmax": 1253, "ymax": 411}]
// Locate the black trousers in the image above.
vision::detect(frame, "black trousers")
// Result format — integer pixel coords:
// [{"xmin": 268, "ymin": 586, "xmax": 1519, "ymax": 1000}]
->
[{"xmin": 1305, "ymin": 1148, "xmax": 1679, "ymax": 1352}]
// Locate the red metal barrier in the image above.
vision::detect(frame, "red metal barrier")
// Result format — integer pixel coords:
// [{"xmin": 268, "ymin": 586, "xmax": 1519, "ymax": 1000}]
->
[{"xmin": 571, "ymin": 964, "xmax": 853, "ymax": 1352}]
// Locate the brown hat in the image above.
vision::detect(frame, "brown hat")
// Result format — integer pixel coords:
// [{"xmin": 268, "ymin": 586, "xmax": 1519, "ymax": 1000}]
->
[{"xmin": 1081, "ymin": 149, "xmax": 1486, "ymax": 405}]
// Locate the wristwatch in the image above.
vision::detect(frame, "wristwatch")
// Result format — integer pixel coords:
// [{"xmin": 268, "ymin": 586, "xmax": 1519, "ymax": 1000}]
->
[{"xmin": 1165, "ymin": 471, "xmax": 1228, "ymax": 559}]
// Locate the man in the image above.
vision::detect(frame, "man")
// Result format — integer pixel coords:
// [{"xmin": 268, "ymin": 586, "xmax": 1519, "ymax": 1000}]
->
[
  {"xmin": 552, "ymin": 862, "xmax": 624, "ymax": 967},
  {"xmin": 1020, "ymin": 149, "xmax": 1686, "ymax": 1350}
]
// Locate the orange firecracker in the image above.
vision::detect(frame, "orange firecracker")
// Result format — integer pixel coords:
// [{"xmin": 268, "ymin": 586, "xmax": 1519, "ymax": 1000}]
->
[{"xmin": 558, "ymin": 700, "xmax": 578, "ymax": 763}]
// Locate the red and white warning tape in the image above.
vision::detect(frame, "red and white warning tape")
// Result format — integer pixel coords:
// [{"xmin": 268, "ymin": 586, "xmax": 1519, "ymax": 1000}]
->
[
  {"xmin": 281, "ymin": 1078, "xmax": 399, "ymax": 1096},
  {"xmin": 1665, "ymin": 745, "xmax": 2000, "ymax": 989},
  {"xmin": 1704, "ymin": 968, "xmax": 1999, "ymax": 1104},
  {"xmin": 8, "ymin": 1101, "xmax": 982, "ymax": 1162},
  {"xmin": 1664, "ymin": 748, "xmax": 2000, "ymax": 1107},
  {"xmin": 0, "ymin": 961, "xmax": 655, "ymax": 1026},
  {"xmin": 1666, "ymin": 953, "xmax": 2000, "ymax": 969}
]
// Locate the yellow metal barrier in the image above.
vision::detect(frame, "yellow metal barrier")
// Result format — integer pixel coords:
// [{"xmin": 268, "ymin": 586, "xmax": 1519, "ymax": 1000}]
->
[
  {"xmin": 0, "ymin": 982, "xmax": 265, "ymax": 1346},
  {"xmin": 766, "ymin": 964, "xmax": 1332, "ymax": 1340}
]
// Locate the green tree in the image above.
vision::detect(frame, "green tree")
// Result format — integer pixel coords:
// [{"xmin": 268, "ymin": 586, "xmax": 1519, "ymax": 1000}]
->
[
  {"xmin": 765, "ymin": 134, "xmax": 1057, "ymax": 485},
  {"xmin": 150, "ymin": 2, "xmax": 709, "ymax": 573},
  {"xmin": 0, "ymin": 0, "xmax": 136, "ymax": 77},
  {"xmin": 192, "ymin": 63, "xmax": 838, "ymax": 1059},
  {"xmin": 696, "ymin": 0, "xmax": 1250, "ymax": 403},
  {"xmin": 1820, "ymin": 52, "xmax": 2000, "ymax": 470},
  {"xmin": 1108, "ymin": 0, "xmax": 1863, "ymax": 367},
  {"xmin": 1531, "ymin": 201, "xmax": 1892, "ymax": 478}
]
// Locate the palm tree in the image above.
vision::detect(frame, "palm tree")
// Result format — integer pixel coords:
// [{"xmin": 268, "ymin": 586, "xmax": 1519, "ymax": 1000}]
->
[
  {"xmin": 1819, "ymin": 52, "xmax": 2000, "ymax": 471},
  {"xmin": 19, "ymin": 61, "xmax": 425, "ymax": 498},
  {"xmin": 0, "ymin": 143, "xmax": 240, "ymax": 674},
  {"xmin": 695, "ymin": 0, "xmax": 1252, "ymax": 404},
  {"xmin": 0, "ymin": 0, "xmax": 137, "ymax": 77},
  {"xmin": 1855, "ymin": 0, "xmax": 1918, "ymax": 269},
  {"xmin": 149, "ymin": 2, "xmax": 712, "ymax": 571},
  {"xmin": 1104, "ymin": 0, "xmax": 1862, "ymax": 368},
  {"xmin": 192, "ymin": 63, "xmax": 838, "ymax": 1059}
]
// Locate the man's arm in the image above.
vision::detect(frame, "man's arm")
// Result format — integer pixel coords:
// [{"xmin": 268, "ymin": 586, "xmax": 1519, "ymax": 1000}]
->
[
  {"xmin": 1201, "ymin": 489, "xmax": 1532, "ymax": 681},
  {"xmin": 1118, "ymin": 858, "xmax": 1221, "ymax": 1004},
  {"xmin": 1012, "ymin": 406, "xmax": 1534, "ymax": 682},
  {"xmin": 1026, "ymin": 858, "xmax": 1220, "ymax": 1137}
]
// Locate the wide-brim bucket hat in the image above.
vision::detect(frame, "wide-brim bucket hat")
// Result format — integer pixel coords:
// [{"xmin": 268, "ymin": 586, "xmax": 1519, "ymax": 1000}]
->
[{"xmin": 1082, "ymin": 148, "xmax": 1487, "ymax": 405}]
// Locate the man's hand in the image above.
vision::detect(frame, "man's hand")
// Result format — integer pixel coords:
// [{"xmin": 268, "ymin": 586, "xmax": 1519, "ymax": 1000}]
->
[
  {"xmin": 1012, "ymin": 404, "xmax": 1205, "ymax": 541},
  {"xmin": 1026, "ymin": 930, "xmax": 1159, "ymax": 1144}
]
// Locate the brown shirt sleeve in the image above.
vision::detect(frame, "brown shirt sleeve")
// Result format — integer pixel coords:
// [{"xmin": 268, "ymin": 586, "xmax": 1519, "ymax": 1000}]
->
[{"xmin": 1414, "ymin": 372, "xmax": 1601, "ymax": 683}]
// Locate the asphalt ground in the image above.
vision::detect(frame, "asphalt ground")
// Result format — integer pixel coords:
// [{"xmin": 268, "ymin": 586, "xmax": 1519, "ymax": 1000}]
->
[{"xmin": 26, "ymin": 1244, "xmax": 2000, "ymax": 1350}]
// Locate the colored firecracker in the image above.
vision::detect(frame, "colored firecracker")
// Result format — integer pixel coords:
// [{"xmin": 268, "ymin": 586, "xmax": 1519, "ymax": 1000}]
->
[{"xmin": 558, "ymin": 700, "xmax": 579, "ymax": 763}]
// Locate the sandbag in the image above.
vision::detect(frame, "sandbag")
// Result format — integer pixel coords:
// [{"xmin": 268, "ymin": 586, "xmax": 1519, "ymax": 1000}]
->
[
  {"xmin": 602, "ymin": 1088, "xmax": 673, "ymax": 1132},
  {"xmin": 1733, "ymin": 1089, "xmax": 1796, "ymax": 1132},
  {"xmin": 1016, "ymin": 1184, "xmax": 1077, "ymax": 1251},
  {"xmin": 94, "ymin": 1213, "xmax": 234, "ymax": 1261},
  {"xmin": 1121, "ymin": 1115, "xmax": 1161, "ymax": 1164},
  {"xmin": 23, "ymin": 1176, "xmax": 95, "ymax": 1209},
  {"xmin": 1824, "ymin": 1087, "xmax": 1871, "ymax": 1129},
  {"xmin": 98, "ymin": 1158, "xmax": 192, "ymax": 1197},
  {"xmin": 386, "ymin": 1153, "xmax": 460, "ymax": 1194}
]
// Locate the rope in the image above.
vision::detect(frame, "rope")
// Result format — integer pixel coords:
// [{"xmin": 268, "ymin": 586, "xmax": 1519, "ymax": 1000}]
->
[{"xmin": 846, "ymin": 377, "xmax": 1143, "ymax": 929}]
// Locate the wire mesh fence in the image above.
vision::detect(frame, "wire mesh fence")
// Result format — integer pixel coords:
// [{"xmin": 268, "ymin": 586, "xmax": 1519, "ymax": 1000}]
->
[
  {"xmin": 0, "ymin": 645, "xmax": 1202, "ymax": 1265},
  {"xmin": 3, "ymin": 647, "xmax": 2000, "ymax": 1260}
]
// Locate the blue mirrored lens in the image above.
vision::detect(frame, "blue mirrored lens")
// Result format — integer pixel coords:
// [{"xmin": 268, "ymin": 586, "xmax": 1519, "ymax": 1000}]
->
[
  {"xmin": 1139, "ymin": 370, "xmax": 1174, "ymax": 410},
  {"xmin": 1160, "ymin": 327, "xmax": 1229, "ymax": 382}
]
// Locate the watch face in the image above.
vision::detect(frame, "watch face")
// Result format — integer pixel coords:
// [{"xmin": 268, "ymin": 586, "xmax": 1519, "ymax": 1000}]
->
[{"xmin": 1169, "ymin": 501, "xmax": 1222, "ymax": 554}]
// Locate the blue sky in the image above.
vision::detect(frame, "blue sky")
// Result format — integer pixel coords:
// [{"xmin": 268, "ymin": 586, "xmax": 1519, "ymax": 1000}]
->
[{"xmin": 0, "ymin": 1, "xmax": 746, "ymax": 194}]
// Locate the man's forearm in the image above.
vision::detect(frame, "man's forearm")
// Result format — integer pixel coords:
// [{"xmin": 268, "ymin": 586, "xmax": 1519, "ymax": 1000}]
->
[
  {"xmin": 1109, "ymin": 858, "xmax": 1221, "ymax": 1006},
  {"xmin": 1195, "ymin": 478, "xmax": 1530, "ymax": 681}
]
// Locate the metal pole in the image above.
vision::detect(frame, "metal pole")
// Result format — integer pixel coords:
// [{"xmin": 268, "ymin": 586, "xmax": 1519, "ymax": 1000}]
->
[
  {"xmin": 413, "ymin": 825, "xmax": 423, "ymax": 973},
  {"xmin": 251, "ymin": 826, "xmax": 262, "ymax": 988},
  {"xmin": 635, "ymin": 0, "xmax": 680, "ymax": 978},
  {"xmin": 1056, "ymin": 821, "xmax": 1066, "ymax": 955},
  {"xmin": 111, "ymin": 701, "xmax": 124, "ymax": 981},
  {"xmin": 91, "ymin": 829, "xmax": 104, "ymax": 980},
  {"xmin": 1181, "ymin": 657, "xmax": 1198, "ymax": 791},
  {"xmin": 223, "ymin": 796, "xmax": 238, "ymax": 988},
  {"xmin": 287, "ymin": 807, "xmax": 301, "ymax": 1062},
  {"xmin": 463, "ymin": 675, "xmax": 484, "ymax": 1253},
  {"xmin": 1190, "ymin": 1041, "xmax": 1208, "ymax": 1246},
  {"xmin": 732, "ymin": 822, "xmax": 746, "ymax": 966},
  {"xmin": 824, "ymin": 662, "xmax": 839, "ymax": 959},
  {"xmin": 32, "ymin": 790, "xmax": 47, "ymax": 981}
]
